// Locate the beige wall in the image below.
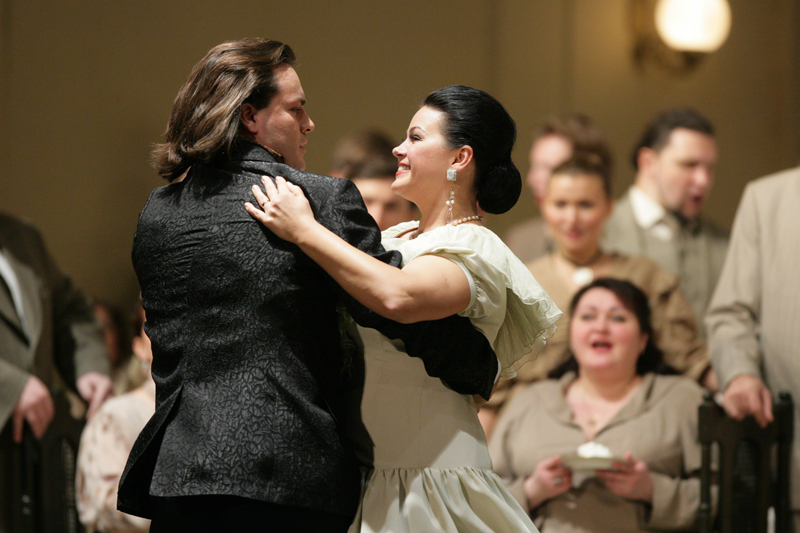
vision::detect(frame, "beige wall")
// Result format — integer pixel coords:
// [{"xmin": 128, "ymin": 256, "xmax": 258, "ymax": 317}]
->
[{"xmin": 1, "ymin": 0, "xmax": 798, "ymax": 312}]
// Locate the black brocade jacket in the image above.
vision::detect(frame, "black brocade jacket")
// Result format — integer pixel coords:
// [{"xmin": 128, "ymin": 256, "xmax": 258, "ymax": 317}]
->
[{"xmin": 117, "ymin": 143, "xmax": 498, "ymax": 519}]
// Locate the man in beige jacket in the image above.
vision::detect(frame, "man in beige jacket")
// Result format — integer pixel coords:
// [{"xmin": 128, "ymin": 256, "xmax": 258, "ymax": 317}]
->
[
  {"xmin": 604, "ymin": 109, "xmax": 728, "ymax": 326},
  {"xmin": 705, "ymin": 166, "xmax": 800, "ymax": 527},
  {"xmin": 0, "ymin": 212, "xmax": 111, "ymax": 531}
]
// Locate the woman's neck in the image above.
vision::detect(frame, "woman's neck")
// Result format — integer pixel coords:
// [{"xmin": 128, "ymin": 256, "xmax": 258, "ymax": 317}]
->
[
  {"xmin": 413, "ymin": 191, "xmax": 481, "ymax": 237},
  {"xmin": 553, "ymin": 246, "xmax": 607, "ymax": 288},
  {"xmin": 559, "ymin": 245, "xmax": 603, "ymax": 267},
  {"xmin": 568, "ymin": 370, "xmax": 643, "ymax": 439},
  {"xmin": 574, "ymin": 370, "xmax": 642, "ymax": 403}
]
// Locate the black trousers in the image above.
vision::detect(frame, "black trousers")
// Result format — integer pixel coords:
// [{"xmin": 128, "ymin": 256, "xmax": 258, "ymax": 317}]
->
[{"xmin": 149, "ymin": 495, "xmax": 353, "ymax": 533}]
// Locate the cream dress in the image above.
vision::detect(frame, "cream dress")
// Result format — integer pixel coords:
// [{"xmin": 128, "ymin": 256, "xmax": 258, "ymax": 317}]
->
[{"xmin": 347, "ymin": 222, "xmax": 562, "ymax": 533}]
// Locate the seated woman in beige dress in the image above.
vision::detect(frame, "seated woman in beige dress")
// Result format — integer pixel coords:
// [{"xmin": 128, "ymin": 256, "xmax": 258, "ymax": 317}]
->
[
  {"xmin": 76, "ymin": 304, "xmax": 154, "ymax": 533},
  {"xmin": 490, "ymin": 278, "xmax": 705, "ymax": 532},
  {"xmin": 482, "ymin": 153, "xmax": 713, "ymax": 436}
]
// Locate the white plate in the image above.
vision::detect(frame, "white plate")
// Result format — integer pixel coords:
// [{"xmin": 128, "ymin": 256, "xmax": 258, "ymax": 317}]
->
[{"xmin": 560, "ymin": 452, "xmax": 629, "ymax": 471}]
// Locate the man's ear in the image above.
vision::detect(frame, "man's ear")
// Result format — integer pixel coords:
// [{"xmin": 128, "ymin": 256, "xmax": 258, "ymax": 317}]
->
[
  {"xmin": 637, "ymin": 147, "xmax": 657, "ymax": 174},
  {"xmin": 240, "ymin": 103, "xmax": 259, "ymax": 135}
]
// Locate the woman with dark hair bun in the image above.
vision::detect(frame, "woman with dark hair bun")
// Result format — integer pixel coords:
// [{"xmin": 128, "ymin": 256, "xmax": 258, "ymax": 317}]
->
[
  {"xmin": 421, "ymin": 85, "xmax": 523, "ymax": 215},
  {"xmin": 246, "ymin": 85, "xmax": 561, "ymax": 532},
  {"xmin": 490, "ymin": 278, "xmax": 705, "ymax": 532}
]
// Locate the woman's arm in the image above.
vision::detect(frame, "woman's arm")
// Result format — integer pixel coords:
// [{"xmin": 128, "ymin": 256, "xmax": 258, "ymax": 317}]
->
[
  {"xmin": 246, "ymin": 176, "xmax": 470, "ymax": 323},
  {"xmin": 256, "ymin": 171, "xmax": 498, "ymax": 400},
  {"xmin": 645, "ymin": 386, "xmax": 705, "ymax": 530}
]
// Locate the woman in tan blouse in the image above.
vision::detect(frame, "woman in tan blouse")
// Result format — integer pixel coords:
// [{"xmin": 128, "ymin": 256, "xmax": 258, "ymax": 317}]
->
[
  {"xmin": 489, "ymin": 278, "xmax": 705, "ymax": 532},
  {"xmin": 481, "ymin": 153, "xmax": 713, "ymax": 436}
]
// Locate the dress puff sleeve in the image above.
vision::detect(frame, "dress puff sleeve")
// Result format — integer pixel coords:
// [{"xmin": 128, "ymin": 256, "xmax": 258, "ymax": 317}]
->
[{"xmin": 384, "ymin": 222, "xmax": 562, "ymax": 379}]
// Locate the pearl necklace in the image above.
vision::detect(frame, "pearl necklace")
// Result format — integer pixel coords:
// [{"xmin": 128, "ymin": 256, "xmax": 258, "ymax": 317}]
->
[
  {"xmin": 409, "ymin": 215, "xmax": 483, "ymax": 240},
  {"xmin": 450, "ymin": 215, "xmax": 483, "ymax": 226},
  {"xmin": 560, "ymin": 250, "xmax": 603, "ymax": 287}
]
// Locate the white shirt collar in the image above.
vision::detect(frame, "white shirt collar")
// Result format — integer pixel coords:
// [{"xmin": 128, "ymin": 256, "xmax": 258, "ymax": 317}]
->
[
  {"xmin": 629, "ymin": 185, "xmax": 676, "ymax": 242},
  {"xmin": 0, "ymin": 248, "xmax": 27, "ymax": 326},
  {"xmin": 629, "ymin": 185, "xmax": 666, "ymax": 229}
]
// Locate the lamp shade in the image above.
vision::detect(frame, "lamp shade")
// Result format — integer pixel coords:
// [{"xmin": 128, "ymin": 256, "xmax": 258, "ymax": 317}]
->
[{"xmin": 655, "ymin": 0, "xmax": 731, "ymax": 53}]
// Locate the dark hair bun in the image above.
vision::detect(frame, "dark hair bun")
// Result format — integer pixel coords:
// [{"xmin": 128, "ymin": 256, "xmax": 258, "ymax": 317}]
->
[
  {"xmin": 476, "ymin": 157, "xmax": 522, "ymax": 214},
  {"xmin": 422, "ymin": 85, "xmax": 521, "ymax": 215}
]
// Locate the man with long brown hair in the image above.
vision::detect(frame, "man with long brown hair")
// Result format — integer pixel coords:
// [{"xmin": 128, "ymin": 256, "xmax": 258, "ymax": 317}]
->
[{"xmin": 118, "ymin": 38, "xmax": 498, "ymax": 531}]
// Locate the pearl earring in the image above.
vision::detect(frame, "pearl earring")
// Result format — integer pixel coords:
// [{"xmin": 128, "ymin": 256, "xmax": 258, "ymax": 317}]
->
[{"xmin": 446, "ymin": 168, "xmax": 457, "ymax": 224}]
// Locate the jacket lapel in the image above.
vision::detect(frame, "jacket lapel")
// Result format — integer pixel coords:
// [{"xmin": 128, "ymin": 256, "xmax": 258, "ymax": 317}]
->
[
  {"xmin": 0, "ymin": 280, "xmax": 24, "ymax": 339},
  {"xmin": 0, "ymin": 248, "xmax": 26, "ymax": 342}
]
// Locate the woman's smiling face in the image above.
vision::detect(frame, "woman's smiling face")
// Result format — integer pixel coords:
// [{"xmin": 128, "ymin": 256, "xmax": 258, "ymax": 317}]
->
[
  {"xmin": 391, "ymin": 106, "xmax": 459, "ymax": 205},
  {"xmin": 542, "ymin": 172, "xmax": 612, "ymax": 258}
]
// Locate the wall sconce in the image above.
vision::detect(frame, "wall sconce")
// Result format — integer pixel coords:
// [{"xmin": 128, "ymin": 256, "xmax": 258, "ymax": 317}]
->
[
  {"xmin": 631, "ymin": 0, "xmax": 732, "ymax": 74},
  {"xmin": 655, "ymin": 0, "xmax": 731, "ymax": 52}
]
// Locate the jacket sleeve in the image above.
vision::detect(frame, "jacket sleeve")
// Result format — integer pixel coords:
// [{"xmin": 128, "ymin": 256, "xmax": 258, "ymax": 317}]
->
[
  {"xmin": 35, "ymin": 228, "xmax": 109, "ymax": 385},
  {"xmin": 645, "ymin": 384, "xmax": 704, "ymax": 530},
  {"xmin": 704, "ymin": 183, "xmax": 763, "ymax": 390},
  {"xmin": 310, "ymin": 176, "xmax": 497, "ymax": 399},
  {"xmin": 0, "ymin": 359, "xmax": 30, "ymax": 428}
]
